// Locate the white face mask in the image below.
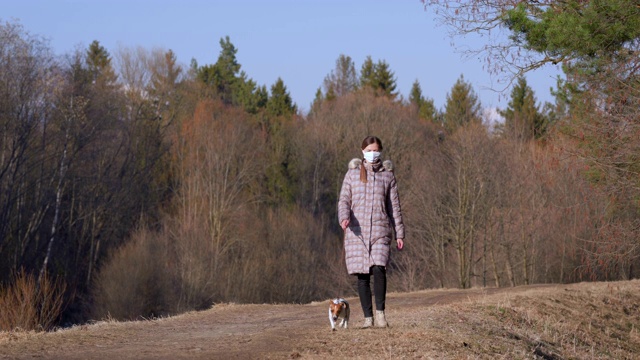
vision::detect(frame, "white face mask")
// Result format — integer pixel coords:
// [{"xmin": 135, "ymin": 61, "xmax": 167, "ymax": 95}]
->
[{"xmin": 363, "ymin": 151, "xmax": 381, "ymax": 162}]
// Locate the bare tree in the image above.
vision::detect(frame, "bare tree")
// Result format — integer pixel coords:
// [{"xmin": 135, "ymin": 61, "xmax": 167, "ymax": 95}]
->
[
  {"xmin": 322, "ymin": 54, "xmax": 359, "ymax": 98},
  {"xmin": 0, "ymin": 21, "xmax": 56, "ymax": 275},
  {"xmin": 170, "ymin": 99, "xmax": 263, "ymax": 308}
]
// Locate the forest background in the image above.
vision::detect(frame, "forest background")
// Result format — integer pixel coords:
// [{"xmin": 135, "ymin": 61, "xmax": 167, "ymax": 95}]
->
[{"xmin": 1, "ymin": 0, "xmax": 638, "ymax": 330}]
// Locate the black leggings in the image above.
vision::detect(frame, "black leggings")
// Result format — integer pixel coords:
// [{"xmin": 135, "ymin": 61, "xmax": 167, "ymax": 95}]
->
[{"xmin": 356, "ymin": 265, "xmax": 386, "ymax": 317}]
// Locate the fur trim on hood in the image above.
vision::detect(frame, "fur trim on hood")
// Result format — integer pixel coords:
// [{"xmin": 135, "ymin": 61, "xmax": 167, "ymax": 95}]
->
[{"xmin": 348, "ymin": 158, "xmax": 394, "ymax": 172}]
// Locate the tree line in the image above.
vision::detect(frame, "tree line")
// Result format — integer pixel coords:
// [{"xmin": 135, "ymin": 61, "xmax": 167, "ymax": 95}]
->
[{"xmin": 1, "ymin": 0, "xmax": 638, "ymax": 328}]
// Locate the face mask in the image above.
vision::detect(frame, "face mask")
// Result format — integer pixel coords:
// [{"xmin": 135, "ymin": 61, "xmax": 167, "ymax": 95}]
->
[{"xmin": 363, "ymin": 151, "xmax": 381, "ymax": 162}]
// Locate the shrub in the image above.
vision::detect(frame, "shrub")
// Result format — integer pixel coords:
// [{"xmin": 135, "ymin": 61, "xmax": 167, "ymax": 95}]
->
[
  {"xmin": 0, "ymin": 269, "xmax": 66, "ymax": 332},
  {"xmin": 92, "ymin": 227, "xmax": 175, "ymax": 321}
]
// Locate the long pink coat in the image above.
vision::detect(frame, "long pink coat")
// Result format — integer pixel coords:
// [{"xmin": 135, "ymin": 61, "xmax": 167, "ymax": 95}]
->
[{"xmin": 338, "ymin": 158, "xmax": 405, "ymax": 275}]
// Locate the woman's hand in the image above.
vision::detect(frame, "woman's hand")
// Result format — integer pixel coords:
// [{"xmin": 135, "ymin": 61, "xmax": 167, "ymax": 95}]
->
[
  {"xmin": 341, "ymin": 219, "xmax": 350, "ymax": 230},
  {"xmin": 396, "ymin": 238, "xmax": 404, "ymax": 250}
]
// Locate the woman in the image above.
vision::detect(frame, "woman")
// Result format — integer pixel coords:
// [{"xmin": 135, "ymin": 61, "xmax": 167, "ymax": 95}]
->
[{"xmin": 338, "ymin": 135, "xmax": 405, "ymax": 328}]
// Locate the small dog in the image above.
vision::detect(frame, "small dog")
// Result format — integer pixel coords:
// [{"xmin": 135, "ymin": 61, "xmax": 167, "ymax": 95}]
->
[{"xmin": 328, "ymin": 298, "xmax": 350, "ymax": 331}]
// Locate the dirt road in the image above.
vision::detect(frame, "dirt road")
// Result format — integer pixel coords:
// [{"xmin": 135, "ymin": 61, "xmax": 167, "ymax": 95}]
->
[{"xmin": 0, "ymin": 284, "xmax": 561, "ymax": 359}]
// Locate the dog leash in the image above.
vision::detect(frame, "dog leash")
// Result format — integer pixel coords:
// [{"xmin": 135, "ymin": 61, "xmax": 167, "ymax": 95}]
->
[{"xmin": 336, "ymin": 229, "xmax": 347, "ymax": 300}]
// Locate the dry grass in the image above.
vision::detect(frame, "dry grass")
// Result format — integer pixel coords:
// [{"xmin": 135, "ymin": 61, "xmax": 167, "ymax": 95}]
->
[
  {"xmin": 0, "ymin": 270, "xmax": 66, "ymax": 332},
  {"xmin": 294, "ymin": 281, "xmax": 640, "ymax": 359},
  {"xmin": 0, "ymin": 281, "xmax": 638, "ymax": 359}
]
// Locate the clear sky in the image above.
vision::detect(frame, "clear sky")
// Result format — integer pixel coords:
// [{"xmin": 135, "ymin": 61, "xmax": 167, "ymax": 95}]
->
[{"xmin": 5, "ymin": 0, "xmax": 562, "ymax": 114}]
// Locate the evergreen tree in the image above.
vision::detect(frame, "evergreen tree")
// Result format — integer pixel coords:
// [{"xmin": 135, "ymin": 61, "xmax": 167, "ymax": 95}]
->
[
  {"xmin": 255, "ymin": 85, "xmax": 269, "ymax": 110},
  {"xmin": 86, "ymin": 40, "xmax": 117, "ymax": 85},
  {"xmin": 197, "ymin": 36, "xmax": 241, "ymax": 105},
  {"xmin": 263, "ymin": 78, "xmax": 297, "ymax": 205},
  {"xmin": 499, "ymin": 77, "xmax": 546, "ymax": 140},
  {"xmin": 267, "ymin": 78, "xmax": 296, "ymax": 117},
  {"xmin": 189, "ymin": 58, "xmax": 198, "ymax": 78},
  {"xmin": 309, "ymin": 87, "xmax": 325, "ymax": 115},
  {"xmin": 409, "ymin": 80, "xmax": 423, "ymax": 105},
  {"xmin": 443, "ymin": 75, "xmax": 482, "ymax": 131},
  {"xmin": 410, "ymin": 79, "xmax": 437, "ymax": 122},
  {"xmin": 196, "ymin": 36, "xmax": 269, "ymax": 113},
  {"xmin": 503, "ymin": 1, "xmax": 640, "ymax": 71},
  {"xmin": 312, "ymin": 87, "xmax": 323, "ymax": 106},
  {"xmin": 360, "ymin": 56, "xmax": 375, "ymax": 89},
  {"xmin": 234, "ymin": 71, "xmax": 269, "ymax": 114},
  {"xmin": 234, "ymin": 72, "xmax": 258, "ymax": 113},
  {"xmin": 325, "ymin": 83, "xmax": 336, "ymax": 101},
  {"xmin": 68, "ymin": 51, "xmax": 92, "ymax": 96},
  {"xmin": 359, "ymin": 56, "xmax": 397, "ymax": 98},
  {"xmin": 373, "ymin": 60, "xmax": 397, "ymax": 98}
]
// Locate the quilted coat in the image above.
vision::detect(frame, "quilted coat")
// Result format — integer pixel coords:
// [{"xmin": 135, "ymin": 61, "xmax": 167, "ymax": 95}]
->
[{"xmin": 338, "ymin": 158, "xmax": 405, "ymax": 275}]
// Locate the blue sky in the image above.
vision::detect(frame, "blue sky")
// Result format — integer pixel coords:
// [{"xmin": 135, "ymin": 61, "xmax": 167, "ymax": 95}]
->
[{"xmin": 5, "ymin": 0, "xmax": 562, "ymax": 114}]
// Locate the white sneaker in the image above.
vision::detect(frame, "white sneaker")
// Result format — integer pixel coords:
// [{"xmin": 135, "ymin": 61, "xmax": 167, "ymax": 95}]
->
[
  {"xmin": 361, "ymin": 317, "xmax": 373, "ymax": 328},
  {"xmin": 375, "ymin": 310, "xmax": 388, "ymax": 327}
]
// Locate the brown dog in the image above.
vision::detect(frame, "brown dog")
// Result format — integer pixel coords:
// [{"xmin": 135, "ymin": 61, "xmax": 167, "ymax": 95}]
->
[{"xmin": 328, "ymin": 298, "xmax": 350, "ymax": 331}]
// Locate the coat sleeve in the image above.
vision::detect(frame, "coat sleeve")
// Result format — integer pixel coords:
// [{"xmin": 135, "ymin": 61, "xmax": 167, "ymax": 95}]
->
[
  {"xmin": 387, "ymin": 173, "xmax": 405, "ymax": 239},
  {"xmin": 338, "ymin": 172, "xmax": 352, "ymax": 224}
]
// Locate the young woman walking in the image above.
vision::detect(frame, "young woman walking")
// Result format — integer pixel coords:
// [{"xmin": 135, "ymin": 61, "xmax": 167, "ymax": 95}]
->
[{"xmin": 338, "ymin": 135, "xmax": 405, "ymax": 328}]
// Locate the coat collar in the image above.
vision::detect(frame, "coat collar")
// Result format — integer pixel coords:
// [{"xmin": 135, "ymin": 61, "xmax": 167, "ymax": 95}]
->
[{"xmin": 348, "ymin": 158, "xmax": 394, "ymax": 172}]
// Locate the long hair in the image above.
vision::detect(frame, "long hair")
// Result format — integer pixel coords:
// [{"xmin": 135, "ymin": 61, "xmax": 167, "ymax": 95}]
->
[{"xmin": 360, "ymin": 136, "xmax": 383, "ymax": 183}]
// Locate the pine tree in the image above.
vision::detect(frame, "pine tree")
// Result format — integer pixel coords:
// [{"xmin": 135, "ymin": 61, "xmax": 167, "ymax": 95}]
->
[
  {"xmin": 197, "ymin": 36, "xmax": 241, "ymax": 105},
  {"xmin": 255, "ymin": 85, "xmax": 269, "ymax": 110},
  {"xmin": 86, "ymin": 40, "xmax": 117, "ymax": 85},
  {"xmin": 360, "ymin": 56, "xmax": 375, "ymax": 89},
  {"xmin": 443, "ymin": 75, "xmax": 482, "ymax": 131},
  {"xmin": 499, "ymin": 77, "xmax": 546, "ymax": 140},
  {"xmin": 267, "ymin": 78, "xmax": 296, "ymax": 117},
  {"xmin": 234, "ymin": 72, "xmax": 259, "ymax": 114},
  {"xmin": 409, "ymin": 80, "xmax": 423, "ymax": 105},
  {"xmin": 410, "ymin": 80, "xmax": 437, "ymax": 122},
  {"xmin": 503, "ymin": 1, "xmax": 640, "ymax": 70},
  {"xmin": 373, "ymin": 60, "xmax": 397, "ymax": 98},
  {"xmin": 325, "ymin": 83, "xmax": 336, "ymax": 101},
  {"xmin": 263, "ymin": 78, "xmax": 297, "ymax": 205},
  {"xmin": 309, "ymin": 87, "xmax": 324, "ymax": 114},
  {"xmin": 195, "ymin": 36, "xmax": 269, "ymax": 114},
  {"xmin": 189, "ymin": 58, "xmax": 198, "ymax": 77},
  {"xmin": 359, "ymin": 56, "xmax": 397, "ymax": 98}
]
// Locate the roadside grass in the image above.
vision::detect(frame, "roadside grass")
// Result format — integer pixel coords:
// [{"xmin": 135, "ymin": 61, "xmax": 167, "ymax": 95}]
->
[{"xmin": 293, "ymin": 280, "xmax": 640, "ymax": 359}]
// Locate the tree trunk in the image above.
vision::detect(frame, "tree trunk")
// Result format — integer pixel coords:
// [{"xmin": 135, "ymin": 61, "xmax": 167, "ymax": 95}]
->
[{"xmin": 39, "ymin": 135, "xmax": 68, "ymax": 286}]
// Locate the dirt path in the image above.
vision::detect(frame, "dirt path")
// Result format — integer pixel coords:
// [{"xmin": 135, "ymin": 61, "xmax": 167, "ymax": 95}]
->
[{"xmin": 0, "ymin": 284, "xmax": 559, "ymax": 359}]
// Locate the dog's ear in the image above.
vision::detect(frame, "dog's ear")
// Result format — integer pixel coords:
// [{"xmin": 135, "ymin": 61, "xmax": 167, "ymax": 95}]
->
[{"xmin": 341, "ymin": 302, "xmax": 347, "ymax": 309}]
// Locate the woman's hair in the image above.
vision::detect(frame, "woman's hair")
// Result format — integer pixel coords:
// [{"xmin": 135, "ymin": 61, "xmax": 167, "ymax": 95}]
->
[{"xmin": 360, "ymin": 136, "xmax": 383, "ymax": 183}]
